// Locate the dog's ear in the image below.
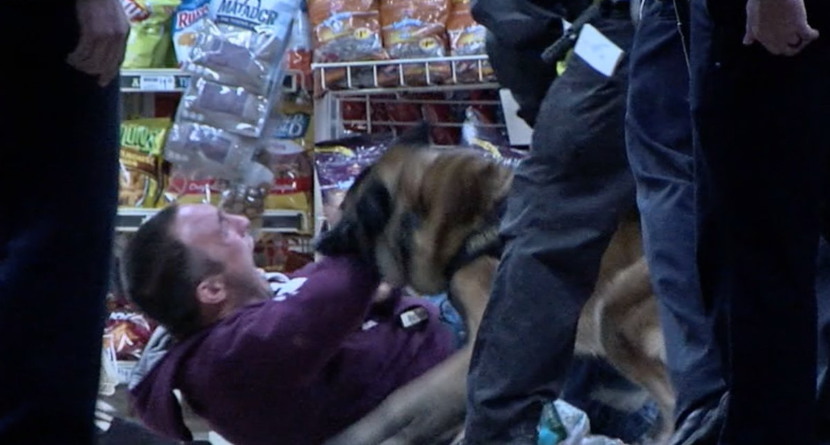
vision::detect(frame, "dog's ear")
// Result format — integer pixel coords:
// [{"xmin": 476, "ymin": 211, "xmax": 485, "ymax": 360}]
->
[{"xmin": 315, "ymin": 177, "xmax": 394, "ymax": 264}]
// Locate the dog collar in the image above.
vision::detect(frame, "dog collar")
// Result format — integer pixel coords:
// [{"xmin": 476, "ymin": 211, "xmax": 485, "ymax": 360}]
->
[{"xmin": 444, "ymin": 199, "xmax": 507, "ymax": 280}]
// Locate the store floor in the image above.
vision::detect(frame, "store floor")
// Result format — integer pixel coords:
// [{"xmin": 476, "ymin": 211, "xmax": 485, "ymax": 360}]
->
[{"xmin": 98, "ymin": 386, "xmax": 224, "ymax": 444}]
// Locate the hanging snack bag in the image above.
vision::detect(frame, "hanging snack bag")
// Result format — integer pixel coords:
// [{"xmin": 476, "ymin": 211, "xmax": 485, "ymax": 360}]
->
[
  {"xmin": 446, "ymin": 0, "xmax": 492, "ymax": 82},
  {"xmin": 379, "ymin": 0, "xmax": 451, "ymax": 83},
  {"xmin": 123, "ymin": 0, "xmax": 182, "ymax": 68},
  {"xmin": 182, "ymin": 0, "xmax": 298, "ymax": 95},
  {"xmin": 172, "ymin": 0, "xmax": 211, "ymax": 65},
  {"xmin": 179, "ymin": 77, "xmax": 272, "ymax": 136},
  {"xmin": 177, "ymin": 0, "xmax": 301, "ymax": 139},
  {"xmin": 164, "ymin": 121, "xmax": 256, "ymax": 178},
  {"xmin": 119, "ymin": 118, "xmax": 172, "ymax": 208}
]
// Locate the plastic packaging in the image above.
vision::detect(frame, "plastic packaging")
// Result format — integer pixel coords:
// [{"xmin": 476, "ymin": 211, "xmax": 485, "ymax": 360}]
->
[
  {"xmin": 172, "ymin": 0, "xmax": 211, "ymax": 65},
  {"xmin": 183, "ymin": 16, "xmax": 290, "ymax": 94},
  {"xmin": 119, "ymin": 118, "xmax": 172, "ymax": 208},
  {"xmin": 179, "ymin": 77, "xmax": 272, "ymax": 137},
  {"xmin": 122, "ymin": 0, "xmax": 181, "ymax": 68},
  {"xmin": 461, "ymin": 106, "xmax": 526, "ymax": 168}
]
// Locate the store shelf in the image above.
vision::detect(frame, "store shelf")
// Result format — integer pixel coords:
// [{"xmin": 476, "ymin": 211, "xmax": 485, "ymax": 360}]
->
[
  {"xmin": 120, "ymin": 69, "xmax": 304, "ymax": 93},
  {"xmin": 312, "ymin": 54, "xmax": 497, "ymax": 96},
  {"xmin": 116, "ymin": 208, "xmax": 307, "ymax": 233}
]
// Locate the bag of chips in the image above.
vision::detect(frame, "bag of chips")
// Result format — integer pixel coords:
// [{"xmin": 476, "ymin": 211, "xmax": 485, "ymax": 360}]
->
[
  {"xmin": 122, "ymin": 0, "xmax": 181, "ymax": 68},
  {"xmin": 172, "ymin": 0, "xmax": 211, "ymax": 65},
  {"xmin": 119, "ymin": 118, "xmax": 172, "ymax": 208}
]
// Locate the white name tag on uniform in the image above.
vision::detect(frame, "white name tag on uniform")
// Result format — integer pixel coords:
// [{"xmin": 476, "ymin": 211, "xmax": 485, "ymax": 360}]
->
[{"xmin": 574, "ymin": 24, "xmax": 624, "ymax": 77}]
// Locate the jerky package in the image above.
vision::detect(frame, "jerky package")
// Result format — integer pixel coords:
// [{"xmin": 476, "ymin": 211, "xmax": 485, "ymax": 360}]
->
[{"xmin": 168, "ymin": 0, "xmax": 301, "ymax": 187}]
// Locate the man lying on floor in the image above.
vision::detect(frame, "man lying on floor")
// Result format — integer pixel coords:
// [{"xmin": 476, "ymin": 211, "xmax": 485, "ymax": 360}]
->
[{"xmin": 120, "ymin": 203, "xmax": 459, "ymax": 445}]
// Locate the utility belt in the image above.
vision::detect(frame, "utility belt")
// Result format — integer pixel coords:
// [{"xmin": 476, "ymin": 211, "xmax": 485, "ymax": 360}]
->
[{"xmin": 541, "ymin": 0, "xmax": 628, "ymax": 65}]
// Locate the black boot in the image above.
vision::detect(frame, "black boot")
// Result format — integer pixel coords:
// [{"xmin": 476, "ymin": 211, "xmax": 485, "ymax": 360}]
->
[{"xmin": 669, "ymin": 392, "xmax": 729, "ymax": 445}]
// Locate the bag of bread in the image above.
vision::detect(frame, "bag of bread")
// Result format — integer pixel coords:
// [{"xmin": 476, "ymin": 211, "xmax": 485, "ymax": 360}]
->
[
  {"xmin": 447, "ymin": 0, "xmax": 493, "ymax": 82},
  {"xmin": 119, "ymin": 118, "xmax": 172, "ymax": 208},
  {"xmin": 309, "ymin": 0, "xmax": 402, "ymax": 90},
  {"xmin": 172, "ymin": 0, "xmax": 211, "ymax": 65},
  {"xmin": 122, "ymin": 0, "xmax": 181, "ymax": 68},
  {"xmin": 379, "ymin": 0, "xmax": 451, "ymax": 84}
]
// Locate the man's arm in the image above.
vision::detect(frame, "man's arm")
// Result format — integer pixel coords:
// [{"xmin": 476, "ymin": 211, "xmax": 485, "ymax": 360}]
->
[
  {"xmin": 209, "ymin": 256, "xmax": 381, "ymax": 386},
  {"xmin": 68, "ymin": 0, "xmax": 129, "ymax": 86}
]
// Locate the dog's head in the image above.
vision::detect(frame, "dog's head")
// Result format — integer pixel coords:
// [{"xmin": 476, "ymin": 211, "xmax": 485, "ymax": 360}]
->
[
  {"xmin": 313, "ymin": 125, "xmax": 432, "ymax": 267},
  {"xmin": 317, "ymin": 132, "xmax": 513, "ymax": 295}
]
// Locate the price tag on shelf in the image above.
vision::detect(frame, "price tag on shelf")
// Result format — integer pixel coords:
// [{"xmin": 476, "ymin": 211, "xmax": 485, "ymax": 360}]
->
[{"xmin": 139, "ymin": 75, "xmax": 176, "ymax": 91}]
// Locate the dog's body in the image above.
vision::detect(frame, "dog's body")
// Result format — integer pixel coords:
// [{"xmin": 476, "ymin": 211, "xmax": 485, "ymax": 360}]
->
[{"xmin": 320, "ymin": 143, "xmax": 675, "ymax": 444}]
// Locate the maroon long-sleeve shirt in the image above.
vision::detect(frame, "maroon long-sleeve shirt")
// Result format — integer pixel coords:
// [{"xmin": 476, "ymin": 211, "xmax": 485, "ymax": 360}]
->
[{"xmin": 129, "ymin": 256, "xmax": 455, "ymax": 445}]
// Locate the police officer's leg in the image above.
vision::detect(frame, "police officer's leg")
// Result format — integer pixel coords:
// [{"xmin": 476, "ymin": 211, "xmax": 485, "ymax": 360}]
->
[
  {"xmin": 625, "ymin": 0, "xmax": 726, "ymax": 431},
  {"xmin": 464, "ymin": 11, "xmax": 636, "ymax": 444},
  {"xmin": 690, "ymin": 0, "xmax": 830, "ymax": 442}
]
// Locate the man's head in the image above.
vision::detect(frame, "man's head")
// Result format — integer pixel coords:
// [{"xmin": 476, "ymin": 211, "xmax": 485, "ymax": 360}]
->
[{"xmin": 122, "ymin": 204, "xmax": 271, "ymax": 338}]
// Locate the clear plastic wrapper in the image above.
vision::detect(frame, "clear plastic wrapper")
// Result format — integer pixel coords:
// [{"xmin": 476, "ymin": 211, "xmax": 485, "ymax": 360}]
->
[
  {"xmin": 183, "ymin": 17, "xmax": 288, "ymax": 94},
  {"xmin": 179, "ymin": 77, "xmax": 272, "ymax": 137},
  {"xmin": 165, "ymin": 122, "xmax": 248, "ymax": 169}
]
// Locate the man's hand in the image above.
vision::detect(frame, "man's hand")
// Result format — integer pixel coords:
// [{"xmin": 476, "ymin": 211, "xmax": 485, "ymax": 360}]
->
[
  {"xmin": 67, "ymin": 0, "xmax": 129, "ymax": 87},
  {"xmin": 743, "ymin": 0, "xmax": 819, "ymax": 56}
]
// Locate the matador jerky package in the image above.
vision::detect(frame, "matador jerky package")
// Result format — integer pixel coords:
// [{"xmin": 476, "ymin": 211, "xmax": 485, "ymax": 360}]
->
[{"xmin": 167, "ymin": 0, "xmax": 302, "ymax": 187}]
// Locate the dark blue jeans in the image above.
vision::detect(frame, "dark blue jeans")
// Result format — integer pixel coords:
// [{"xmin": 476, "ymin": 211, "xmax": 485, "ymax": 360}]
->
[
  {"xmin": 625, "ymin": 0, "xmax": 726, "ymax": 425},
  {"xmin": 690, "ymin": 0, "xmax": 830, "ymax": 443},
  {"xmin": 464, "ymin": 11, "xmax": 636, "ymax": 444},
  {"xmin": 0, "ymin": 3, "xmax": 120, "ymax": 444}
]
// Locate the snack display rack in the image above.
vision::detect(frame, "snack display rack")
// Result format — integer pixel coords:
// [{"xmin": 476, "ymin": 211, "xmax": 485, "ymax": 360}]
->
[
  {"xmin": 313, "ymin": 54, "xmax": 498, "ymax": 94},
  {"xmin": 309, "ymin": 54, "xmax": 508, "ymax": 236}
]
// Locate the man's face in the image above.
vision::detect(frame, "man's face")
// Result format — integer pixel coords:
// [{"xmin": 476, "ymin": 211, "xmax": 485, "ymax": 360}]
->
[{"xmin": 172, "ymin": 204, "xmax": 258, "ymax": 284}]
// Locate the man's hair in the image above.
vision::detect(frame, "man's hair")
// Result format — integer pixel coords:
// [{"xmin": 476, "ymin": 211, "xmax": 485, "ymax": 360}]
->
[{"xmin": 121, "ymin": 204, "xmax": 223, "ymax": 339}]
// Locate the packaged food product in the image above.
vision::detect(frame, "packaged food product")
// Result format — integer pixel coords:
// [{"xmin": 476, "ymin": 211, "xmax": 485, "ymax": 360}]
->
[
  {"xmin": 309, "ymin": 0, "xmax": 385, "ymax": 63},
  {"xmin": 314, "ymin": 134, "xmax": 393, "ymax": 228},
  {"xmin": 254, "ymin": 234, "xmax": 314, "ymax": 272},
  {"xmin": 164, "ymin": 122, "xmax": 251, "ymax": 174},
  {"xmin": 379, "ymin": 0, "xmax": 451, "ymax": 83},
  {"xmin": 179, "ymin": 77, "xmax": 272, "ymax": 137},
  {"xmin": 446, "ymin": 0, "xmax": 493, "ymax": 82},
  {"xmin": 258, "ymin": 141, "xmax": 313, "ymax": 212},
  {"xmin": 253, "ymin": 95, "xmax": 314, "ymax": 219},
  {"xmin": 184, "ymin": 18, "xmax": 287, "ymax": 94},
  {"xmin": 161, "ymin": 162, "xmax": 224, "ymax": 205},
  {"xmin": 309, "ymin": 0, "xmax": 402, "ymax": 90},
  {"xmin": 103, "ymin": 311, "xmax": 155, "ymax": 361},
  {"xmin": 172, "ymin": 0, "xmax": 211, "ymax": 65},
  {"xmin": 122, "ymin": 0, "xmax": 182, "ymax": 68},
  {"xmin": 461, "ymin": 107, "xmax": 526, "ymax": 168},
  {"xmin": 119, "ymin": 118, "xmax": 172, "ymax": 208}
]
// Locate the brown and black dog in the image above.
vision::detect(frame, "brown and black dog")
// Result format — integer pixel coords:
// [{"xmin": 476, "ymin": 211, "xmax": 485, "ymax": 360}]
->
[{"xmin": 318, "ymin": 140, "xmax": 675, "ymax": 445}]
